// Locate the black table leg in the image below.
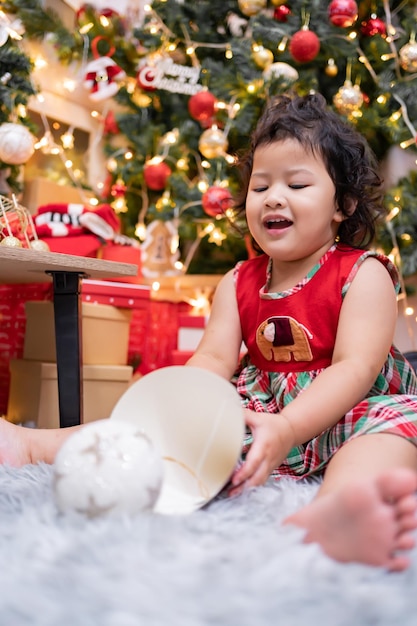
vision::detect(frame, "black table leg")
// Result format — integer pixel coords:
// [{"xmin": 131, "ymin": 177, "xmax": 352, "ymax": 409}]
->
[{"xmin": 49, "ymin": 271, "xmax": 86, "ymax": 428}]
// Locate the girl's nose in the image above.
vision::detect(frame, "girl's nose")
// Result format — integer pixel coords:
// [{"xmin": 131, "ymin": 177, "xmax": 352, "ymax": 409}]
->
[{"xmin": 264, "ymin": 188, "xmax": 286, "ymax": 208}]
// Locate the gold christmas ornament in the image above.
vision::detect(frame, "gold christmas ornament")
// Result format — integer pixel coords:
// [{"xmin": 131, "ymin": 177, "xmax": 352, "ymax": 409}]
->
[
  {"xmin": 271, "ymin": 0, "xmax": 287, "ymax": 5},
  {"xmin": 252, "ymin": 46, "xmax": 274, "ymax": 69},
  {"xmin": 199, "ymin": 127, "xmax": 228, "ymax": 159},
  {"xmin": 399, "ymin": 41, "xmax": 417, "ymax": 72},
  {"xmin": 238, "ymin": 0, "xmax": 267, "ymax": 17},
  {"xmin": 333, "ymin": 80, "xmax": 363, "ymax": 115},
  {"xmin": 0, "ymin": 235, "xmax": 22, "ymax": 247},
  {"xmin": 325, "ymin": 58, "xmax": 338, "ymax": 77}
]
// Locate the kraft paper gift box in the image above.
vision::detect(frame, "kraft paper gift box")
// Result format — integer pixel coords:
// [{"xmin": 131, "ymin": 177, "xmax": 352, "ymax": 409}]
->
[
  {"xmin": 7, "ymin": 359, "xmax": 133, "ymax": 428},
  {"xmin": 24, "ymin": 301, "xmax": 132, "ymax": 366}
]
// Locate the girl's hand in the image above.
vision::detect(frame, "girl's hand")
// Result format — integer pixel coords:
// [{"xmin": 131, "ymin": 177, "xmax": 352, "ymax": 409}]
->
[{"xmin": 229, "ymin": 409, "xmax": 295, "ymax": 496}]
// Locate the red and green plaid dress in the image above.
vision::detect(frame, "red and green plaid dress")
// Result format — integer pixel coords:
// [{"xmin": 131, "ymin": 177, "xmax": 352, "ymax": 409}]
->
[{"xmin": 233, "ymin": 244, "xmax": 417, "ymax": 480}]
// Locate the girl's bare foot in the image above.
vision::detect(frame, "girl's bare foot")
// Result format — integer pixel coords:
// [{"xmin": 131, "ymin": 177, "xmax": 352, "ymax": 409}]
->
[
  {"xmin": 0, "ymin": 418, "xmax": 32, "ymax": 467},
  {"xmin": 285, "ymin": 469, "xmax": 417, "ymax": 571}
]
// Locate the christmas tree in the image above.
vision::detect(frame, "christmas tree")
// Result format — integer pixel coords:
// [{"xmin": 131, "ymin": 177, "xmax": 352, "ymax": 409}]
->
[
  {"xmin": 0, "ymin": 6, "xmax": 36, "ymax": 195},
  {"xmin": 4, "ymin": 0, "xmax": 417, "ymax": 275}
]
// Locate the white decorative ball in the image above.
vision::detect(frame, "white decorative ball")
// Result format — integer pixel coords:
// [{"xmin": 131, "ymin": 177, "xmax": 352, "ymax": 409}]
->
[
  {"xmin": 263, "ymin": 62, "xmax": 299, "ymax": 84},
  {"xmin": 53, "ymin": 420, "xmax": 164, "ymax": 518},
  {"xmin": 30, "ymin": 239, "xmax": 50, "ymax": 252},
  {"xmin": 0, "ymin": 122, "xmax": 35, "ymax": 165}
]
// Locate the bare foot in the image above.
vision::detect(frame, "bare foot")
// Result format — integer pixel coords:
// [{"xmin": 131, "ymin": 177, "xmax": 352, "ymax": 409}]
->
[
  {"xmin": 0, "ymin": 418, "xmax": 32, "ymax": 467},
  {"xmin": 284, "ymin": 469, "xmax": 417, "ymax": 571}
]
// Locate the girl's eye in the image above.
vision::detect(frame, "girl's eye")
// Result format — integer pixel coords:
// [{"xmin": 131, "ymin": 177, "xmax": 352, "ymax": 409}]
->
[
  {"xmin": 289, "ymin": 184, "xmax": 308, "ymax": 189},
  {"xmin": 252, "ymin": 186, "xmax": 268, "ymax": 192}
]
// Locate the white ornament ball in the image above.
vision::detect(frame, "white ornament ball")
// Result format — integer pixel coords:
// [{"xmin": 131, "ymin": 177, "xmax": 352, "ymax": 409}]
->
[
  {"xmin": 30, "ymin": 239, "xmax": 50, "ymax": 252},
  {"xmin": 263, "ymin": 62, "xmax": 299, "ymax": 84},
  {"xmin": 53, "ymin": 419, "xmax": 164, "ymax": 518},
  {"xmin": 0, "ymin": 123, "xmax": 35, "ymax": 165}
]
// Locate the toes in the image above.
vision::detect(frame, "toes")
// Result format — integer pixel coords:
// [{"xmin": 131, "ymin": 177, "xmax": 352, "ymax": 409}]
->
[
  {"xmin": 387, "ymin": 554, "xmax": 411, "ymax": 573},
  {"xmin": 394, "ymin": 533, "xmax": 416, "ymax": 551},
  {"xmin": 376, "ymin": 469, "xmax": 417, "ymax": 503}
]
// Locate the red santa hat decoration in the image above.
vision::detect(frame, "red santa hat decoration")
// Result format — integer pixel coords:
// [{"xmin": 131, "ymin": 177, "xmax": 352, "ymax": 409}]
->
[{"xmin": 83, "ymin": 36, "xmax": 126, "ymax": 102}]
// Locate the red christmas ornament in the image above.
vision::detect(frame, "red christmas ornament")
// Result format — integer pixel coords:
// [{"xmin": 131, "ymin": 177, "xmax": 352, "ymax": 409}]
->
[
  {"xmin": 328, "ymin": 0, "xmax": 358, "ymax": 28},
  {"xmin": 202, "ymin": 186, "xmax": 233, "ymax": 217},
  {"xmin": 273, "ymin": 5, "xmax": 291, "ymax": 22},
  {"xmin": 137, "ymin": 65, "xmax": 158, "ymax": 91},
  {"xmin": 188, "ymin": 90, "xmax": 217, "ymax": 123},
  {"xmin": 103, "ymin": 111, "xmax": 119, "ymax": 135},
  {"xmin": 361, "ymin": 16, "xmax": 386, "ymax": 37},
  {"xmin": 143, "ymin": 161, "xmax": 172, "ymax": 191},
  {"xmin": 289, "ymin": 28, "xmax": 320, "ymax": 63},
  {"xmin": 111, "ymin": 179, "xmax": 127, "ymax": 197}
]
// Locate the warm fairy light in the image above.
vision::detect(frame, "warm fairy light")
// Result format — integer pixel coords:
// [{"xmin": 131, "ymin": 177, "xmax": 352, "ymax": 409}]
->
[
  {"xmin": 36, "ymin": 94, "xmax": 45, "ymax": 103},
  {"xmin": 89, "ymin": 197, "xmax": 99, "ymax": 206},
  {"xmin": 348, "ymin": 31, "xmax": 357, "ymax": 40},
  {"xmin": 400, "ymin": 138, "xmax": 416, "ymax": 149},
  {"xmin": 386, "ymin": 206, "xmax": 400, "ymax": 221},
  {"xmin": 151, "ymin": 281, "xmax": 160, "ymax": 292},
  {"xmin": 405, "ymin": 307, "xmax": 414, "ymax": 316},
  {"xmin": 225, "ymin": 154, "xmax": 236, "ymax": 164},
  {"xmin": 79, "ymin": 22, "xmax": 94, "ymax": 34},
  {"xmin": 107, "ymin": 157, "xmax": 118, "ymax": 172},
  {"xmin": 401, "ymin": 233, "xmax": 412, "ymax": 242},
  {"xmin": 377, "ymin": 95, "xmax": 387, "ymax": 104},
  {"xmin": 112, "ymin": 197, "xmax": 128, "ymax": 213},
  {"xmin": 167, "ymin": 43, "xmax": 176, "ymax": 52},
  {"xmin": 247, "ymin": 82, "xmax": 257, "ymax": 94},
  {"xmin": 61, "ymin": 129, "xmax": 74, "ymax": 149},
  {"xmin": 186, "ymin": 46, "xmax": 195, "ymax": 55},
  {"xmin": 174, "ymin": 260, "xmax": 183, "ymax": 270},
  {"xmin": 63, "ymin": 78, "xmax": 77, "ymax": 92},
  {"xmin": 162, "ymin": 130, "xmax": 178, "ymax": 145},
  {"xmin": 390, "ymin": 110, "xmax": 402, "ymax": 122},
  {"xmin": 91, "ymin": 110, "xmax": 100, "ymax": 119},
  {"xmin": 381, "ymin": 53, "xmax": 395, "ymax": 61},
  {"xmin": 124, "ymin": 151, "xmax": 133, "ymax": 160},
  {"xmin": 135, "ymin": 222, "xmax": 147, "ymax": 240},
  {"xmin": 198, "ymin": 179, "xmax": 209, "ymax": 193},
  {"xmin": 99, "ymin": 15, "xmax": 110, "ymax": 27},
  {"xmin": 225, "ymin": 47, "xmax": 233, "ymax": 60},
  {"xmin": 34, "ymin": 56, "xmax": 47, "ymax": 70},
  {"xmin": 277, "ymin": 37, "xmax": 288, "ymax": 52},
  {"xmin": 64, "ymin": 159, "xmax": 73, "ymax": 168},
  {"xmin": 16, "ymin": 104, "xmax": 26, "ymax": 117},
  {"xmin": 148, "ymin": 156, "xmax": 163, "ymax": 165},
  {"xmin": 201, "ymin": 160, "xmax": 211, "ymax": 169},
  {"xmin": 177, "ymin": 158, "xmax": 187, "ymax": 170}
]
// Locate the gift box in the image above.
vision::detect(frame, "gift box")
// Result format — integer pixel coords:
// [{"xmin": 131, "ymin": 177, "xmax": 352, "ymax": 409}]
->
[
  {"xmin": 0, "ymin": 283, "xmax": 53, "ymax": 416},
  {"xmin": 177, "ymin": 314, "xmax": 206, "ymax": 352},
  {"xmin": 21, "ymin": 178, "xmax": 93, "ymax": 215},
  {"xmin": 24, "ymin": 301, "xmax": 132, "ymax": 366},
  {"xmin": 7, "ymin": 359, "xmax": 133, "ymax": 428}
]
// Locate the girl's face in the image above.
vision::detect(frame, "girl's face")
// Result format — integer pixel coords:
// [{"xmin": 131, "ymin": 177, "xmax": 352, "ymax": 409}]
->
[{"xmin": 246, "ymin": 139, "xmax": 344, "ymax": 264}]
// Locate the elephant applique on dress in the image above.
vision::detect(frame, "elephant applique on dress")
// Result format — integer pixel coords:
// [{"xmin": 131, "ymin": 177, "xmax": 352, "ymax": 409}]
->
[{"xmin": 256, "ymin": 316, "xmax": 313, "ymax": 363}]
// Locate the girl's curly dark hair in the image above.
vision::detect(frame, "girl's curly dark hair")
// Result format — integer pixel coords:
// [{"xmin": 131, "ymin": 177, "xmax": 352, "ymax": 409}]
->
[{"xmin": 234, "ymin": 92, "xmax": 386, "ymax": 249}]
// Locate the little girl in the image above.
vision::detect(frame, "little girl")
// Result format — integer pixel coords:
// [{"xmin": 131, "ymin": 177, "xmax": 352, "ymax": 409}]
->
[
  {"xmin": 186, "ymin": 93, "xmax": 417, "ymax": 570},
  {"xmin": 1, "ymin": 93, "xmax": 417, "ymax": 571}
]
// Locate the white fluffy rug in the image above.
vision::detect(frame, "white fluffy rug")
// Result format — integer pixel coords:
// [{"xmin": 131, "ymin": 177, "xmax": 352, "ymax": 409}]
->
[{"xmin": 1, "ymin": 464, "xmax": 416, "ymax": 626}]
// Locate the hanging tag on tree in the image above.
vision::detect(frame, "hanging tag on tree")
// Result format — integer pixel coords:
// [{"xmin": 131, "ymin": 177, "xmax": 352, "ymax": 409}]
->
[{"xmin": 83, "ymin": 36, "xmax": 126, "ymax": 102}]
